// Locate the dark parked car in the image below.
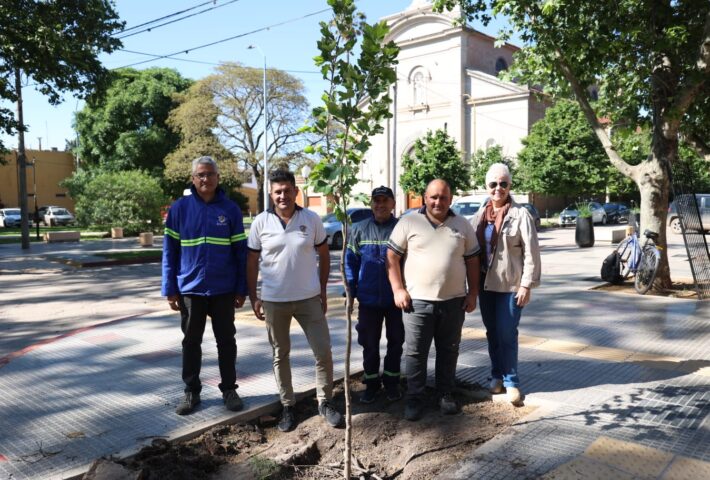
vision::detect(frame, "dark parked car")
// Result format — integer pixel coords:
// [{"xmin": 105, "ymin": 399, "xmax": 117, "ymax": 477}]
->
[
  {"xmin": 322, "ymin": 208, "xmax": 373, "ymax": 248},
  {"xmin": 519, "ymin": 203, "xmax": 541, "ymax": 230},
  {"xmin": 602, "ymin": 202, "xmax": 630, "ymax": 224}
]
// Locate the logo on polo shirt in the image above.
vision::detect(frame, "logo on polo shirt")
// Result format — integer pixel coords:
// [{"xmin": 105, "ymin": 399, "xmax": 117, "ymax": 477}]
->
[
  {"xmin": 217, "ymin": 215, "xmax": 227, "ymax": 225},
  {"xmin": 299, "ymin": 225, "xmax": 307, "ymax": 233}
]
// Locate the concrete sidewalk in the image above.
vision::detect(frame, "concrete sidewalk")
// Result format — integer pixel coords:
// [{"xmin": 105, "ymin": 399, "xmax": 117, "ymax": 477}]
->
[{"xmin": 0, "ymin": 227, "xmax": 708, "ymax": 479}]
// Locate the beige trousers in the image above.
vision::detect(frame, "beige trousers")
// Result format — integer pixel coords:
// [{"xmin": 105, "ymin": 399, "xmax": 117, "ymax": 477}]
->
[{"xmin": 263, "ymin": 296, "xmax": 334, "ymax": 406}]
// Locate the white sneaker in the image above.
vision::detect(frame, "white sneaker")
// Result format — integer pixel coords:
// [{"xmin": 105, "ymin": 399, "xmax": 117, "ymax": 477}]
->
[
  {"xmin": 489, "ymin": 378, "xmax": 504, "ymax": 394},
  {"xmin": 507, "ymin": 387, "xmax": 523, "ymax": 406}
]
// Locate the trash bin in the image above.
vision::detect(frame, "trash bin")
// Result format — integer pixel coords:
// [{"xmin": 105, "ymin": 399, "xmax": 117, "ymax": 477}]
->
[{"xmin": 111, "ymin": 227, "xmax": 123, "ymax": 239}]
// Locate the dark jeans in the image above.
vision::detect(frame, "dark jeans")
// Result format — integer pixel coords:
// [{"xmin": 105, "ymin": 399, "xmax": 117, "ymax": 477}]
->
[
  {"xmin": 179, "ymin": 293, "xmax": 237, "ymax": 394},
  {"xmin": 403, "ymin": 297, "xmax": 465, "ymax": 399},
  {"xmin": 356, "ymin": 304, "xmax": 404, "ymax": 387},
  {"xmin": 479, "ymin": 289, "xmax": 522, "ymax": 388}
]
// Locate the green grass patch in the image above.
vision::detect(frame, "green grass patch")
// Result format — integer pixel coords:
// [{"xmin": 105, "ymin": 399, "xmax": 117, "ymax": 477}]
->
[{"xmin": 97, "ymin": 250, "xmax": 161, "ymax": 260}]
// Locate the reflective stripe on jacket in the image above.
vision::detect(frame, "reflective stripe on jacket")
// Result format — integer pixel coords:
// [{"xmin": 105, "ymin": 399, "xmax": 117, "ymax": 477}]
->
[
  {"xmin": 344, "ymin": 216, "xmax": 398, "ymax": 308},
  {"xmin": 161, "ymin": 186, "xmax": 247, "ymax": 297}
]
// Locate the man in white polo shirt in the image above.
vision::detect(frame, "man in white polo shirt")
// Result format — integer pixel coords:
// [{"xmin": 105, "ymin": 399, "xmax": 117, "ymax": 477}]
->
[
  {"xmin": 246, "ymin": 169, "xmax": 343, "ymax": 433},
  {"xmin": 387, "ymin": 179, "xmax": 480, "ymax": 421}
]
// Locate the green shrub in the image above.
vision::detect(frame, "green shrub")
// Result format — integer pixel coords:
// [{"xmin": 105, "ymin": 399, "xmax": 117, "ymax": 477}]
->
[{"xmin": 74, "ymin": 170, "xmax": 168, "ymax": 235}]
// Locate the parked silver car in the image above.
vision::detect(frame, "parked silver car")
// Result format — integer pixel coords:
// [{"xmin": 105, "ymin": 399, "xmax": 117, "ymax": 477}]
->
[
  {"xmin": 43, "ymin": 206, "xmax": 75, "ymax": 226},
  {"xmin": 0, "ymin": 208, "xmax": 22, "ymax": 227},
  {"xmin": 322, "ymin": 208, "xmax": 373, "ymax": 249},
  {"xmin": 668, "ymin": 193, "xmax": 710, "ymax": 234},
  {"xmin": 559, "ymin": 202, "xmax": 607, "ymax": 227}
]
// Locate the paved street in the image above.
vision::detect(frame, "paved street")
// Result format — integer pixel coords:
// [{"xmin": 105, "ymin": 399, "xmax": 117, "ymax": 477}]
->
[{"xmin": 0, "ymin": 226, "xmax": 708, "ymax": 479}]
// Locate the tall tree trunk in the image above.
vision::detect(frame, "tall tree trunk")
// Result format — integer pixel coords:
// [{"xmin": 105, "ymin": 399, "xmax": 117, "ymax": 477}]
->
[{"xmin": 633, "ymin": 153, "xmax": 672, "ymax": 289}]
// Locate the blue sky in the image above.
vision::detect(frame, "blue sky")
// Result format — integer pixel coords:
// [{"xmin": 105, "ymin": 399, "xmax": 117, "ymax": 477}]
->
[{"xmin": 3, "ymin": 0, "xmax": 511, "ymax": 151}]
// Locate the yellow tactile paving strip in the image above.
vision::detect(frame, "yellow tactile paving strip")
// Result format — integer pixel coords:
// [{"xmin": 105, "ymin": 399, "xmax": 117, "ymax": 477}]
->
[
  {"xmin": 541, "ymin": 436, "xmax": 710, "ymax": 480},
  {"xmin": 461, "ymin": 327, "xmax": 710, "ymax": 377}
]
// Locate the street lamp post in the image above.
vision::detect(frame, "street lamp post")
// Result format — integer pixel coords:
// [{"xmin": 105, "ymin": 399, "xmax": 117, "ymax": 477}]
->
[
  {"xmin": 301, "ymin": 164, "xmax": 312, "ymax": 209},
  {"xmin": 248, "ymin": 44, "xmax": 268, "ymax": 212}
]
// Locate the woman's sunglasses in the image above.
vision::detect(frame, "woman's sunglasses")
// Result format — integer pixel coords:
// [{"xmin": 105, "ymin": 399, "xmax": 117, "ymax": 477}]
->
[{"xmin": 487, "ymin": 181, "xmax": 509, "ymax": 189}]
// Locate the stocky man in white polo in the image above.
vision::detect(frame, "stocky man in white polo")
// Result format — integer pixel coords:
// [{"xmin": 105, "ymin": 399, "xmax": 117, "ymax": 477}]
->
[{"xmin": 246, "ymin": 169, "xmax": 343, "ymax": 433}]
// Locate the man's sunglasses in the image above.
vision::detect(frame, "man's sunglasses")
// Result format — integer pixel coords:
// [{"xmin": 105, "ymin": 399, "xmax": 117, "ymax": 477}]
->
[{"xmin": 487, "ymin": 181, "xmax": 509, "ymax": 189}]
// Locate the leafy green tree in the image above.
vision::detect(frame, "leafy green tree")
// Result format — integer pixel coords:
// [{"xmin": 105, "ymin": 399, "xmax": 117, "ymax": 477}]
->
[
  {"xmin": 168, "ymin": 62, "xmax": 309, "ymax": 211},
  {"xmin": 164, "ymin": 81, "xmax": 244, "ymax": 201},
  {"xmin": 516, "ymin": 99, "xmax": 608, "ymax": 197},
  {"xmin": 74, "ymin": 68, "xmax": 192, "ymax": 173},
  {"xmin": 0, "ymin": 0, "xmax": 123, "ymax": 247},
  {"xmin": 303, "ymin": 0, "xmax": 398, "ymax": 475},
  {"xmin": 399, "ymin": 129, "xmax": 471, "ymax": 196},
  {"xmin": 433, "ymin": 0, "xmax": 710, "ymax": 288},
  {"xmin": 74, "ymin": 170, "xmax": 168, "ymax": 236},
  {"xmin": 470, "ymin": 145, "xmax": 516, "ymax": 190}
]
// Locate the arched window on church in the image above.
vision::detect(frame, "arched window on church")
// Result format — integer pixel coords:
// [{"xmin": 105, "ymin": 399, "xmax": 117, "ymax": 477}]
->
[
  {"xmin": 495, "ymin": 57, "xmax": 508, "ymax": 74},
  {"xmin": 408, "ymin": 67, "xmax": 430, "ymax": 108}
]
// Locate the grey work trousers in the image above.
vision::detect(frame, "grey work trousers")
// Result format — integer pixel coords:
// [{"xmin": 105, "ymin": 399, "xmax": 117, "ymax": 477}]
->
[{"xmin": 403, "ymin": 297, "xmax": 465, "ymax": 399}]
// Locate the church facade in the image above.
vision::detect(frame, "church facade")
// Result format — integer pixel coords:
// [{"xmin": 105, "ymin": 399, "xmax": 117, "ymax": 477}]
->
[{"xmin": 355, "ymin": 1, "xmax": 548, "ymax": 212}]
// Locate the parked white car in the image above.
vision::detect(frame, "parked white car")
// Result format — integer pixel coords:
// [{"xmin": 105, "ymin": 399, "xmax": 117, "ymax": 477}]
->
[
  {"xmin": 451, "ymin": 195, "xmax": 487, "ymax": 221},
  {"xmin": 0, "ymin": 208, "xmax": 22, "ymax": 227},
  {"xmin": 43, "ymin": 206, "xmax": 75, "ymax": 226}
]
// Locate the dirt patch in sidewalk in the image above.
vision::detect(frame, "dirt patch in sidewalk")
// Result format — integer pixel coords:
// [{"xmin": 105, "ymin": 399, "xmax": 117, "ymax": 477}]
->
[
  {"xmin": 93, "ymin": 381, "xmax": 531, "ymax": 480},
  {"xmin": 592, "ymin": 278, "xmax": 699, "ymax": 299}
]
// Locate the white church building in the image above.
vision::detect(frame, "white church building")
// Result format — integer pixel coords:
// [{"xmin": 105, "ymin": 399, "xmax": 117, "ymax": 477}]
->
[{"xmin": 354, "ymin": 0, "xmax": 547, "ymax": 212}]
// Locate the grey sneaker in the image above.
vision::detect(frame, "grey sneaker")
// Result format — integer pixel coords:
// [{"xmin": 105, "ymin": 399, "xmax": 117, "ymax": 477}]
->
[
  {"xmin": 278, "ymin": 406, "xmax": 296, "ymax": 432},
  {"xmin": 222, "ymin": 389, "xmax": 243, "ymax": 412},
  {"xmin": 439, "ymin": 393, "xmax": 459, "ymax": 415},
  {"xmin": 175, "ymin": 391, "xmax": 200, "ymax": 415},
  {"xmin": 404, "ymin": 398, "xmax": 424, "ymax": 421},
  {"xmin": 318, "ymin": 400, "xmax": 343, "ymax": 428}
]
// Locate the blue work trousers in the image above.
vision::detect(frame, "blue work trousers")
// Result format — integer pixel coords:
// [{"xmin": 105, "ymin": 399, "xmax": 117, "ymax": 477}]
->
[{"xmin": 356, "ymin": 304, "xmax": 404, "ymax": 387}]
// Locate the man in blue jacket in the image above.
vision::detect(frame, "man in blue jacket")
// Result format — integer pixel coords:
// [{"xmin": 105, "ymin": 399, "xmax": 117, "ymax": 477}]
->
[
  {"xmin": 162, "ymin": 156, "xmax": 248, "ymax": 415},
  {"xmin": 345, "ymin": 186, "xmax": 404, "ymax": 403}
]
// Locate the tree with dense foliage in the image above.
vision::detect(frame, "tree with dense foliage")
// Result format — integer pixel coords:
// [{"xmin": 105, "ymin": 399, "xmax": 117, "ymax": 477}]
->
[
  {"xmin": 303, "ymin": 0, "xmax": 398, "ymax": 475},
  {"xmin": 470, "ymin": 145, "xmax": 516, "ymax": 190},
  {"xmin": 516, "ymin": 99, "xmax": 608, "ymax": 198},
  {"xmin": 433, "ymin": 0, "xmax": 710, "ymax": 288},
  {"xmin": 163, "ymin": 81, "xmax": 245, "ymax": 202},
  {"xmin": 74, "ymin": 170, "xmax": 168, "ymax": 236},
  {"xmin": 399, "ymin": 129, "xmax": 471, "ymax": 196},
  {"xmin": 74, "ymin": 67, "xmax": 192, "ymax": 173},
  {"xmin": 0, "ymin": 0, "xmax": 123, "ymax": 247},
  {"xmin": 168, "ymin": 62, "xmax": 309, "ymax": 211}
]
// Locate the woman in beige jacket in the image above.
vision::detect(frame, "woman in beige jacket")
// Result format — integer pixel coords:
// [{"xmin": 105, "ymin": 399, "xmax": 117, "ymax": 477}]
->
[{"xmin": 470, "ymin": 163, "xmax": 541, "ymax": 406}]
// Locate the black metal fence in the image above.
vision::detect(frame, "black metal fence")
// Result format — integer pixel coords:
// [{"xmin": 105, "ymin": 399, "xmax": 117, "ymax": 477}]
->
[{"xmin": 670, "ymin": 160, "xmax": 710, "ymax": 300}]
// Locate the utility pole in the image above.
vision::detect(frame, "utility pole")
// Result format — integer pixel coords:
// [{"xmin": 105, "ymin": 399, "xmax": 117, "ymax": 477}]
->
[{"xmin": 15, "ymin": 68, "xmax": 30, "ymax": 249}]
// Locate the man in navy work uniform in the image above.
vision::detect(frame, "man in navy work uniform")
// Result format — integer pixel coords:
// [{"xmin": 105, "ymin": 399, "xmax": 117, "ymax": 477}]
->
[
  {"xmin": 345, "ymin": 186, "xmax": 404, "ymax": 403},
  {"xmin": 162, "ymin": 156, "xmax": 248, "ymax": 416},
  {"xmin": 247, "ymin": 169, "xmax": 343, "ymax": 432}
]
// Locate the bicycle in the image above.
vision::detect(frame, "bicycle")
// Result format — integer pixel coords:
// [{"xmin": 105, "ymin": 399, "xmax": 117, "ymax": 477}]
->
[{"xmin": 615, "ymin": 227, "xmax": 662, "ymax": 294}]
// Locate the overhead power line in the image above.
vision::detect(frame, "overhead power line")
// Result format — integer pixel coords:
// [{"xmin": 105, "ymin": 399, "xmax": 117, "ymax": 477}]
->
[
  {"xmin": 118, "ymin": 49, "xmax": 321, "ymax": 74},
  {"xmin": 115, "ymin": 7, "xmax": 331, "ymax": 69},
  {"xmin": 116, "ymin": 0, "xmax": 222, "ymax": 35},
  {"xmin": 116, "ymin": 0, "xmax": 243, "ymax": 40}
]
